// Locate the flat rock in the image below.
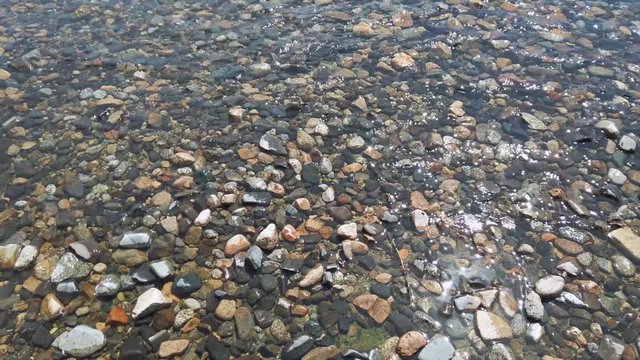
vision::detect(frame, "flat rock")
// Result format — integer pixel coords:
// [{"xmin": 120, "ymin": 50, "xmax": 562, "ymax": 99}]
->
[
  {"xmin": 120, "ymin": 233, "xmax": 152, "ymax": 249},
  {"xmin": 301, "ymin": 345, "xmax": 339, "ymax": 360},
  {"xmin": 609, "ymin": 227, "xmax": 640, "ymax": 262},
  {"xmin": 282, "ymin": 335, "xmax": 314, "ymax": 360},
  {"xmin": 521, "ymin": 112, "xmax": 547, "ymax": 130},
  {"xmin": 0, "ymin": 244, "xmax": 21, "ymax": 270},
  {"xmin": 53, "ymin": 325, "xmax": 106, "ymax": 358},
  {"xmin": 234, "ymin": 307, "xmax": 255, "ymax": 340},
  {"xmin": 14, "ymin": 245, "xmax": 38, "ymax": 270},
  {"xmin": 534, "ymin": 275, "xmax": 565, "ymax": 298},
  {"xmin": 112, "ymin": 249, "xmax": 147, "ymax": 267},
  {"xmin": 353, "ymin": 294, "xmax": 391, "ymax": 324},
  {"xmin": 259, "ymin": 133, "xmax": 287, "ymax": 155},
  {"xmin": 224, "ymin": 234, "xmax": 251, "ymax": 257},
  {"xmin": 337, "ymin": 222, "xmax": 357, "ymax": 239},
  {"xmin": 132, "ymin": 288, "xmax": 170, "ymax": 319},
  {"xmin": 524, "ymin": 290, "xmax": 544, "ymax": 321},
  {"xmin": 396, "ymin": 331, "xmax": 427, "ymax": 358},
  {"xmin": 417, "ymin": 334, "xmax": 455, "ymax": 360},
  {"xmin": 215, "ymin": 299, "xmax": 236, "ymax": 321},
  {"xmin": 476, "ymin": 311, "xmax": 513, "ymax": 341},
  {"xmin": 158, "ymin": 339, "xmax": 189, "ymax": 358},
  {"xmin": 299, "ymin": 264, "xmax": 324, "ymax": 287},
  {"xmin": 50, "ymin": 252, "xmax": 92, "ymax": 283}
]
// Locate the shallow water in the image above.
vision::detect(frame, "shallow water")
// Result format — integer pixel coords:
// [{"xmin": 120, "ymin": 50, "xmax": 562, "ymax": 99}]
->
[{"xmin": 0, "ymin": 0, "xmax": 639, "ymax": 359}]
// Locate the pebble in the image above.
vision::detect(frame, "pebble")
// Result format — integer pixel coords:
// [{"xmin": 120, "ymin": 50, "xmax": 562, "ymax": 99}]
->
[
  {"xmin": 158, "ymin": 339, "xmax": 190, "ymax": 358},
  {"xmin": 300, "ymin": 264, "xmax": 324, "ymax": 288},
  {"xmin": 534, "ymin": 275, "xmax": 565, "ymax": 298},
  {"xmin": 417, "ymin": 334, "xmax": 455, "ymax": 360},
  {"xmin": 396, "ymin": 331, "xmax": 427, "ymax": 358},
  {"xmin": 132, "ymin": 288, "xmax": 170, "ymax": 319},
  {"xmin": 609, "ymin": 227, "xmax": 640, "ymax": 262},
  {"xmin": 53, "ymin": 325, "xmax": 106, "ymax": 358},
  {"xmin": 282, "ymin": 335, "xmax": 314, "ymax": 360},
  {"xmin": 95, "ymin": 274, "xmax": 121, "ymax": 297},
  {"xmin": 0, "ymin": 244, "xmax": 21, "ymax": 270},
  {"xmin": 476, "ymin": 311, "xmax": 513, "ymax": 341},
  {"xmin": 524, "ymin": 290, "xmax": 544, "ymax": 321},
  {"xmin": 353, "ymin": 293, "xmax": 392, "ymax": 324},
  {"xmin": 50, "ymin": 253, "xmax": 92, "ymax": 283},
  {"xmin": 337, "ymin": 222, "xmax": 358, "ymax": 239},
  {"xmin": 13, "ymin": 245, "xmax": 38, "ymax": 271},
  {"xmin": 255, "ymin": 224, "xmax": 279, "ymax": 250},
  {"xmin": 225, "ymin": 234, "xmax": 251, "ymax": 256},
  {"xmin": 0, "ymin": 68, "xmax": 11, "ymax": 80}
]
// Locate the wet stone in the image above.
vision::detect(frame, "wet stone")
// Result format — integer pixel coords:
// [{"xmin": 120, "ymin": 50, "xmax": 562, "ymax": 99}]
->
[
  {"xmin": 282, "ymin": 335, "xmax": 314, "ymax": 360},
  {"xmin": 95, "ymin": 274, "xmax": 121, "ymax": 297},
  {"xmin": 535, "ymin": 275, "xmax": 565, "ymax": 298},
  {"xmin": 609, "ymin": 227, "xmax": 640, "ymax": 262},
  {"xmin": 52, "ymin": 325, "xmax": 106, "ymax": 358},
  {"xmin": 120, "ymin": 232, "xmax": 152, "ymax": 249},
  {"xmin": 172, "ymin": 272, "xmax": 202, "ymax": 297},
  {"xmin": 50, "ymin": 253, "xmax": 92, "ymax": 283},
  {"xmin": 417, "ymin": 334, "xmax": 455, "ymax": 360},
  {"xmin": 476, "ymin": 311, "xmax": 513, "ymax": 341}
]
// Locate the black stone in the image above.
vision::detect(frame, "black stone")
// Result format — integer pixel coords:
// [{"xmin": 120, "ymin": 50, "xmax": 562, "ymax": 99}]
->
[
  {"xmin": 172, "ymin": 272, "xmax": 202, "ymax": 297},
  {"xmin": 206, "ymin": 336, "xmax": 230, "ymax": 360},
  {"xmin": 281, "ymin": 335, "xmax": 314, "ymax": 360},
  {"xmin": 301, "ymin": 164, "xmax": 320, "ymax": 185},
  {"xmin": 260, "ymin": 275, "xmax": 278, "ymax": 293},
  {"xmin": 357, "ymin": 255, "xmax": 377, "ymax": 271},
  {"xmin": 370, "ymin": 283, "xmax": 392, "ymax": 299},
  {"xmin": 63, "ymin": 181, "xmax": 85, "ymax": 199},
  {"xmin": 118, "ymin": 335, "xmax": 147, "ymax": 360}
]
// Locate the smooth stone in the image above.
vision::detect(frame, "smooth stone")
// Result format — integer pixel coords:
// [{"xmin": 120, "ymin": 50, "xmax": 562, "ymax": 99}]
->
[
  {"xmin": 534, "ymin": 275, "xmax": 565, "ymax": 298},
  {"xmin": 417, "ymin": 334, "xmax": 455, "ymax": 360},
  {"xmin": 396, "ymin": 331, "xmax": 427, "ymax": 358},
  {"xmin": 194, "ymin": 209, "xmax": 212, "ymax": 226},
  {"xmin": 224, "ymin": 234, "xmax": 251, "ymax": 257},
  {"xmin": 0, "ymin": 244, "xmax": 20, "ymax": 270},
  {"xmin": 172, "ymin": 272, "xmax": 202, "ymax": 296},
  {"xmin": 53, "ymin": 325, "xmax": 106, "ymax": 358},
  {"xmin": 259, "ymin": 134, "xmax": 287, "ymax": 155},
  {"xmin": 524, "ymin": 291, "xmax": 544, "ymax": 321},
  {"xmin": 246, "ymin": 246, "xmax": 263, "ymax": 269},
  {"xmin": 299, "ymin": 264, "xmax": 324, "ymax": 287},
  {"xmin": 476, "ymin": 311, "xmax": 513, "ymax": 341},
  {"xmin": 120, "ymin": 233, "xmax": 152, "ymax": 249},
  {"xmin": 526, "ymin": 323, "xmax": 543, "ymax": 343},
  {"xmin": 611, "ymin": 254, "xmax": 636, "ymax": 276},
  {"xmin": 234, "ymin": 307, "xmax": 256, "ymax": 340},
  {"xmin": 255, "ymin": 224, "xmax": 279, "ymax": 251},
  {"xmin": 599, "ymin": 335, "xmax": 625, "ymax": 360},
  {"xmin": 242, "ymin": 192, "xmax": 272, "ymax": 206},
  {"xmin": 609, "ymin": 227, "xmax": 640, "ymax": 263},
  {"xmin": 112, "ymin": 249, "xmax": 147, "ymax": 267},
  {"xmin": 337, "ymin": 222, "xmax": 357, "ymax": 239},
  {"xmin": 149, "ymin": 260, "xmax": 175, "ymax": 280},
  {"xmin": 301, "ymin": 345, "xmax": 340, "ymax": 360},
  {"xmin": 69, "ymin": 240, "xmax": 101, "ymax": 261},
  {"xmin": 158, "ymin": 339, "xmax": 189, "ymax": 358},
  {"xmin": 132, "ymin": 288, "xmax": 170, "ymax": 319},
  {"xmin": 282, "ymin": 335, "xmax": 314, "ymax": 360},
  {"xmin": 14, "ymin": 245, "xmax": 38, "ymax": 270},
  {"xmin": 118, "ymin": 336, "xmax": 147, "ymax": 360}
]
